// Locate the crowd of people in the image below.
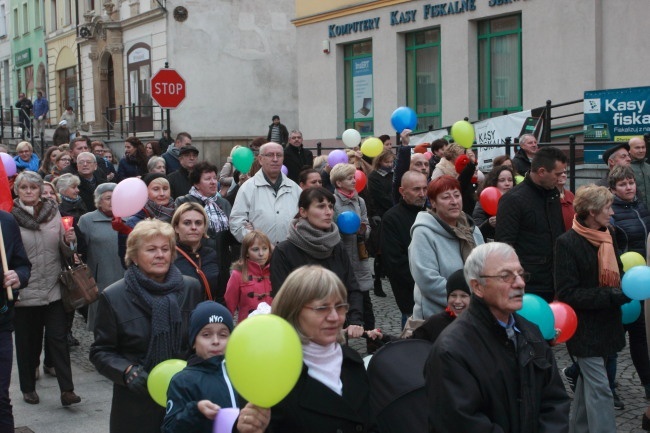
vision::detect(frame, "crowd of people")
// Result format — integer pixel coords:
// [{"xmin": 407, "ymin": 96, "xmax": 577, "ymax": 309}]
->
[{"xmin": 2, "ymin": 118, "xmax": 650, "ymax": 433}]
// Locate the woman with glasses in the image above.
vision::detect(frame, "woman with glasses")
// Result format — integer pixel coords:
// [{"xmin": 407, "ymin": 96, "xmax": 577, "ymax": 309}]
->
[
  {"xmin": 14, "ymin": 141, "xmax": 40, "ymax": 173},
  {"xmin": 409, "ymin": 175, "xmax": 484, "ymax": 321},
  {"xmin": 555, "ymin": 184, "xmax": 630, "ymax": 433},
  {"xmin": 270, "ymin": 187, "xmax": 365, "ymax": 339},
  {"xmin": 45, "ymin": 151, "xmax": 71, "ymax": 182},
  {"xmin": 236, "ymin": 265, "xmax": 375, "ymax": 433}
]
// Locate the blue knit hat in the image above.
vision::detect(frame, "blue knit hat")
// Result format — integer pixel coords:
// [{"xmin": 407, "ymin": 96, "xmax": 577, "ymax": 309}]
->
[{"xmin": 188, "ymin": 301, "xmax": 234, "ymax": 345}]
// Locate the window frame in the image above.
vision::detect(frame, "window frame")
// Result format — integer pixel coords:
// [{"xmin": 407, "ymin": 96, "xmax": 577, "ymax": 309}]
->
[{"xmin": 344, "ymin": 39, "xmax": 374, "ymax": 136}]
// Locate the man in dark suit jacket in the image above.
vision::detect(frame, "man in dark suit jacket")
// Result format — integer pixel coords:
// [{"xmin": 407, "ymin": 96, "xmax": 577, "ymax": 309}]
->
[{"xmin": 283, "ymin": 130, "xmax": 313, "ymax": 183}]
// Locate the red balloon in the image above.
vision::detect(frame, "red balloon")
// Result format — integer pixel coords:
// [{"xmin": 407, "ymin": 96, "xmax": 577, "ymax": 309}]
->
[
  {"xmin": 549, "ymin": 301, "xmax": 578, "ymax": 344},
  {"xmin": 479, "ymin": 187, "xmax": 502, "ymax": 216},
  {"xmin": 354, "ymin": 170, "xmax": 367, "ymax": 193}
]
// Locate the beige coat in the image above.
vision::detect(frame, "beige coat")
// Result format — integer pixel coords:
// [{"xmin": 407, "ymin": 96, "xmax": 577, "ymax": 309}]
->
[{"xmin": 17, "ymin": 210, "xmax": 71, "ymax": 307}]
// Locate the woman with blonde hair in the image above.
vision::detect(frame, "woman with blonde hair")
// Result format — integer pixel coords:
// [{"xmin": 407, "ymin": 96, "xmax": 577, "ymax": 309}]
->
[
  {"xmin": 45, "ymin": 151, "xmax": 71, "ymax": 182},
  {"xmin": 91, "ymin": 219, "xmax": 203, "ymax": 433},
  {"xmin": 14, "ymin": 141, "xmax": 40, "ymax": 173},
  {"xmin": 236, "ymin": 265, "xmax": 375, "ymax": 433}
]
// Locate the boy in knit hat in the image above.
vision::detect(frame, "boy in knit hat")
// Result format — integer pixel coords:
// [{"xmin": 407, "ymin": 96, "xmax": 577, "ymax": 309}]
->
[
  {"xmin": 411, "ymin": 269, "xmax": 471, "ymax": 343},
  {"xmin": 162, "ymin": 301, "xmax": 238, "ymax": 433}
]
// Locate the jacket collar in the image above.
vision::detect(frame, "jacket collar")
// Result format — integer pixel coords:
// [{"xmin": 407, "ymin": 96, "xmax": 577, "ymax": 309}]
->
[{"xmin": 399, "ymin": 199, "xmax": 425, "ymax": 213}]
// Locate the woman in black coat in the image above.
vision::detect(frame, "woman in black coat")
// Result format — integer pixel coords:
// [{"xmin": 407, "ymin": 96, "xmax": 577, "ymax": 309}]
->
[
  {"xmin": 270, "ymin": 187, "xmax": 364, "ymax": 336},
  {"xmin": 90, "ymin": 219, "xmax": 203, "ymax": 433},
  {"xmin": 236, "ymin": 266, "xmax": 377, "ymax": 433},
  {"xmin": 171, "ymin": 202, "xmax": 220, "ymax": 302},
  {"xmin": 116, "ymin": 136, "xmax": 148, "ymax": 181},
  {"xmin": 555, "ymin": 184, "xmax": 630, "ymax": 433}
]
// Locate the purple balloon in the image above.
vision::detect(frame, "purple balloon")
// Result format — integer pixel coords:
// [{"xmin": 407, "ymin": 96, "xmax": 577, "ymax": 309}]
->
[
  {"xmin": 0, "ymin": 153, "xmax": 16, "ymax": 177},
  {"xmin": 281, "ymin": 165, "xmax": 288, "ymax": 175},
  {"xmin": 327, "ymin": 150, "xmax": 349, "ymax": 168}
]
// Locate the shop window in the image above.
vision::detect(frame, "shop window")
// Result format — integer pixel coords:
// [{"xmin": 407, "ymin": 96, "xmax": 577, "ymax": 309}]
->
[
  {"xmin": 477, "ymin": 15, "xmax": 522, "ymax": 120},
  {"xmin": 24, "ymin": 65, "xmax": 33, "ymax": 96},
  {"xmin": 406, "ymin": 28, "xmax": 441, "ymax": 132},
  {"xmin": 22, "ymin": 3, "xmax": 28, "ymax": 34},
  {"xmin": 344, "ymin": 40, "xmax": 373, "ymax": 135}
]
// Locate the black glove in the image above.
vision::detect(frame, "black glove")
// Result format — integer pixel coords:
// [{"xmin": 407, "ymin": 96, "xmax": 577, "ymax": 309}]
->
[{"xmin": 124, "ymin": 365, "xmax": 149, "ymax": 396}]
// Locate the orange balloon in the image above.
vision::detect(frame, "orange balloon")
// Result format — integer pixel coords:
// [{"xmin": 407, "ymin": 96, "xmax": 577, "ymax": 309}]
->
[{"xmin": 479, "ymin": 187, "xmax": 502, "ymax": 216}]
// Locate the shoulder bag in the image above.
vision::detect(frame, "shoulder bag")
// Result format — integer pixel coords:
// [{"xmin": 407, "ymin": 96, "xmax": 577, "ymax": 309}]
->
[{"xmin": 59, "ymin": 255, "xmax": 99, "ymax": 312}]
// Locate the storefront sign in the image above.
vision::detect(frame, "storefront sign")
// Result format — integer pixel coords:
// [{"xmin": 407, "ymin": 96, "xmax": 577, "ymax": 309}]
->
[
  {"xmin": 329, "ymin": 17, "xmax": 380, "ymax": 38},
  {"xmin": 390, "ymin": 10, "xmax": 417, "ymax": 26},
  {"xmin": 583, "ymin": 86, "xmax": 650, "ymax": 163},
  {"xmin": 489, "ymin": 0, "xmax": 525, "ymax": 6},
  {"xmin": 423, "ymin": 0, "xmax": 476, "ymax": 19},
  {"xmin": 15, "ymin": 49, "xmax": 31, "ymax": 67},
  {"xmin": 474, "ymin": 110, "xmax": 535, "ymax": 171}
]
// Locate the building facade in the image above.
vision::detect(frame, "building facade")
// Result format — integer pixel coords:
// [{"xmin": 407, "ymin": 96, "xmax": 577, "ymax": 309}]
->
[
  {"xmin": 10, "ymin": 0, "xmax": 46, "ymax": 105},
  {"xmin": 293, "ymin": 0, "xmax": 650, "ymax": 144}
]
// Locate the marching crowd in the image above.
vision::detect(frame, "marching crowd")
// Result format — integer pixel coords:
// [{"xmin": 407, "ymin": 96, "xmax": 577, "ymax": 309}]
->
[{"xmin": 1, "ymin": 118, "xmax": 650, "ymax": 433}]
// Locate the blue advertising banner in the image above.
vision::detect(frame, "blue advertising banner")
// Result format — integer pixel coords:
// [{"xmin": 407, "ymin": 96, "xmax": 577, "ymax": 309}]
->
[{"xmin": 583, "ymin": 86, "xmax": 650, "ymax": 163}]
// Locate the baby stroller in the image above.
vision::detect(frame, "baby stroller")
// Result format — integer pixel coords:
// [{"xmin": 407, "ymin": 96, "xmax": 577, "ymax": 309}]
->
[{"xmin": 367, "ymin": 338, "xmax": 432, "ymax": 433}]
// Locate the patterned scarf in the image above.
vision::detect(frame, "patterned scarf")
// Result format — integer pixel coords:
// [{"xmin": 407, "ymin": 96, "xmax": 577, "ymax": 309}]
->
[
  {"xmin": 143, "ymin": 199, "xmax": 175, "ymax": 223},
  {"xmin": 11, "ymin": 198, "xmax": 58, "ymax": 230},
  {"xmin": 287, "ymin": 218, "xmax": 341, "ymax": 259},
  {"xmin": 429, "ymin": 210, "xmax": 477, "ymax": 261},
  {"xmin": 571, "ymin": 216, "xmax": 620, "ymax": 287},
  {"xmin": 188, "ymin": 186, "xmax": 229, "ymax": 232},
  {"xmin": 124, "ymin": 263, "xmax": 184, "ymax": 370}
]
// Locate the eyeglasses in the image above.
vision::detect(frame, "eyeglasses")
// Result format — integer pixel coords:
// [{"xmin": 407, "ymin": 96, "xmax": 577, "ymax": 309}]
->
[
  {"xmin": 59, "ymin": 158, "xmax": 72, "ymax": 162},
  {"xmin": 480, "ymin": 271, "xmax": 531, "ymax": 284},
  {"xmin": 303, "ymin": 303, "xmax": 349, "ymax": 317},
  {"xmin": 261, "ymin": 153, "xmax": 283, "ymax": 159},
  {"xmin": 77, "ymin": 160, "xmax": 96, "ymax": 165}
]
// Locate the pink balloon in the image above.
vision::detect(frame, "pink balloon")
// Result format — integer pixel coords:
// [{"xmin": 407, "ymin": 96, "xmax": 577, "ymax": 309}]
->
[
  {"xmin": 0, "ymin": 153, "xmax": 16, "ymax": 177},
  {"xmin": 424, "ymin": 151, "xmax": 433, "ymax": 161},
  {"xmin": 281, "ymin": 165, "xmax": 288, "ymax": 175},
  {"xmin": 112, "ymin": 178, "xmax": 148, "ymax": 217}
]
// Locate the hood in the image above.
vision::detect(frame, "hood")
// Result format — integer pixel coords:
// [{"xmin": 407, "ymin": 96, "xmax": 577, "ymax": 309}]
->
[{"xmin": 410, "ymin": 210, "xmax": 476, "ymax": 239}]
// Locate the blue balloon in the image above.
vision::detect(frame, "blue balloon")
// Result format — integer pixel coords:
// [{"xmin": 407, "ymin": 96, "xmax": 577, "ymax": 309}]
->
[
  {"xmin": 621, "ymin": 300, "xmax": 641, "ymax": 325},
  {"xmin": 518, "ymin": 293, "xmax": 555, "ymax": 340},
  {"xmin": 390, "ymin": 107, "xmax": 418, "ymax": 133},
  {"xmin": 622, "ymin": 266, "xmax": 650, "ymax": 300},
  {"xmin": 336, "ymin": 211, "xmax": 361, "ymax": 235}
]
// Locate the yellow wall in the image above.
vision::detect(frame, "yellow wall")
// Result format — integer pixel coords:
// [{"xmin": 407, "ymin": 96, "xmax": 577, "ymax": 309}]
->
[{"xmin": 295, "ymin": 0, "xmax": 412, "ymax": 25}]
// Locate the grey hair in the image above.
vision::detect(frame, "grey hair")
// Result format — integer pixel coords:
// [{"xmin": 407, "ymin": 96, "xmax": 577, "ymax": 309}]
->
[
  {"xmin": 13, "ymin": 171, "xmax": 43, "ymax": 195},
  {"xmin": 94, "ymin": 183, "xmax": 117, "ymax": 207},
  {"xmin": 518, "ymin": 133, "xmax": 536, "ymax": 145},
  {"xmin": 56, "ymin": 173, "xmax": 81, "ymax": 194},
  {"xmin": 147, "ymin": 156, "xmax": 165, "ymax": 172},
  {"xmin": 464, "ymin": 242, "xmax": 517, "ymax": 288},
  {"xmin": 259, "ymin": 142, "xmax": 282, "ymax": 156},
  {"xmin": 290, "ymin": 130, "xmax": 303, "ymax": 137}
]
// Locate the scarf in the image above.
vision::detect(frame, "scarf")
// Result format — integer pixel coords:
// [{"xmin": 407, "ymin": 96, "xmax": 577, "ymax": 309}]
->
[
  {"xmin": 571, "ymin": 216, "xmax": 620, "ymax": 287},
  {"xmin": 428, "ymin": 210, "xmax": 477, "ymax": 261},
  {"xmin": 11, "ymin": 198, "xmax": 58, "ymax": 230},
  {"xmin": 61, "ymin": 194, "xmax": 82, "ymax": 204},
  {"xmin": 14, "ymin": 154, "xmax": 40, "ymax": 172},
  {"xmin": 166, "ymin": 146, "xmax": 180, "ymax": 161},
  {"xmin": 287, "ymin": 218, "xmax": 341, "ymax": 259},
  {"xmin": 188, "ymin": 186, "xmax": 229, "ymax": 232},
  {"xmin": 143, "ymin": 199, "xmax": 175, "ymax": 223},
  {"xmin": 302, "ymin": 341, "xmax": 343, "ymax": 396},
  {"xmin": 444, "ymin": 306, "xmax": 457, "ymax": 318},
  {"xmin": 124, "ymin": 263, "xmax": 184, "ymax": 370},
  {"xmin": 376, "ymin": 167, "xmax": 392, "ymax": 177},
  {"xmin": 336, "ymin": 188, "xmax": 356, "ymax": 200}
]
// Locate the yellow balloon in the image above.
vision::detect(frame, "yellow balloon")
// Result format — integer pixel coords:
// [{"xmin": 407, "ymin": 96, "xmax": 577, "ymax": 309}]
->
[
  {"xmin": 451, "ymin": 120, "xmax": 475, "ymax": 149},
  {"xmin": 361, "ymin": 138, "xmax": 383, "ymax": 158},
  {"xmin": 621, "ymin": 252, "xmax": 646, "ymax": 272},
  {"xmin": 515, "ymin": 175, "xmax": 525, "ymax": 184},
  {"xmin": 225, "ymin": 315, "xmax": 303, "ymax": 408},
  {"xmin": 147, "ymin": 359, "xmax": 187, "ymax": 407}
]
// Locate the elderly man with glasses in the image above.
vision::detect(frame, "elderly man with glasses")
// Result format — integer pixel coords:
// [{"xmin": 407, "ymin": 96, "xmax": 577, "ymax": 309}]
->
[
  {"xmin": 230, "ymin": 142, "xmax": 301, "ymax": 245},
  {"xmin": 425, "ymin": 242, "xmax": 570, "ymax": 433}
]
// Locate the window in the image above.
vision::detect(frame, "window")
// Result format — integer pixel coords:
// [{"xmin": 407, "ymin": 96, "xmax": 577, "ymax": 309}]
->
[
  {"xmin": 34, "ymin": 0, "xmax": 40, "ymax": 28},
  {"xmin": 406, "ymin": 28, "xmax": 441, "ymax": 132},
  {"xmin": 24, "ymin": 65, "xmax": 33, "ymax": 95},
  {"xmin": 477, "ymin": 15, "xmax": 522, "ymax": 119},
  {"xmin": 64, "ymin": 0, "xmax": 70, "ymax": 26},
  {"xmin": 344, "ymin": 40, "xmax": 373, "ymax": 135},
  {"xmin": 12, "ymin": 8, "xmax": 18, "ymax": 36},
  {"xmin": 0, "ymin": 5, "xmax": 7, "ymax": 37},
  {"xmin": 22, "ymin": 3, "xmax": 27, "ymax": 34},
  {"xmin": 85, "ymin": 0, "xmax": 94, "ymax": 12},
  {"xmin": 50, "ymin": 0, "xmax": 57, "ymax": 30}
]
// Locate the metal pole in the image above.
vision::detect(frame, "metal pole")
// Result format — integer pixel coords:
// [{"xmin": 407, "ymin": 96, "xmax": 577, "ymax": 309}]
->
[
  {"xmin": 0, "ymin": 106, "xmax": 4, "ymax": 140},
  {"xmin": 504, "ymin": 136, "xmax": 511, "ymax": 157},
  {"xmin": 119, "ymin": 105, "xmax": 123, "ymax": 138},
  {"xmin": 316, "ymin": 142, "xmax": 322, "ymax": 156},
  {"xmin": 569, "ymin": 135, "xmax": 576, "ymax": 192},
  {"xmin": 105, "ymin": 107, "xmax": 111, "ymax": 140},
  {"xmin": 543, "ymin": 100, "xmax": 552, "ymax": 142}
]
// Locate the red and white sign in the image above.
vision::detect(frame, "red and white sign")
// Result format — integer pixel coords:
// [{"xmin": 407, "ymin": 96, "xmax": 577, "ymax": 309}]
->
[{"xmin": 151, "ymin": 69, "xmax": 186, "ymax": 109}]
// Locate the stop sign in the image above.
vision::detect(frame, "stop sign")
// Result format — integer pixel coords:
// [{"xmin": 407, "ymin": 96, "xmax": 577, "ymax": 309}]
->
[{"xmin": 151, "ymin": 69, "xmax": 186, "ymax": 109}]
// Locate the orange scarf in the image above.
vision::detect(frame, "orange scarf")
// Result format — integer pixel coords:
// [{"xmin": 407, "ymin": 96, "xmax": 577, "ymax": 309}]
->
[{"xmin": 571, "ymin": 215, "xmax": 620, "ymax": 288}]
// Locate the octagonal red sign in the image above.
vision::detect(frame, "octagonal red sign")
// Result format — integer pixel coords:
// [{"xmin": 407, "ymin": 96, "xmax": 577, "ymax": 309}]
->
[{"xmin": 151, "ymin": 69, "xmax": 186, "ymax": 109}]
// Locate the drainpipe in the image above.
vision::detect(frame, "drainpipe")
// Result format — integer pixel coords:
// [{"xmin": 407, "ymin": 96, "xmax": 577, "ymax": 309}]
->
[{"xmin": 75, "ymin": 0, "xmax": 83, "ymax": 123}]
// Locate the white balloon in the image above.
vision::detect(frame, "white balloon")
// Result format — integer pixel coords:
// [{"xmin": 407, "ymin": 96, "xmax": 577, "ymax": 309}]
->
[{"xmin": 342, "ymin": 129, "xmax": 361, "ymax": 148}]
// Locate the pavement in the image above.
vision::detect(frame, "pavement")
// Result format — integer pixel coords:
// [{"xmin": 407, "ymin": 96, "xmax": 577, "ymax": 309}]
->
[{"xmin": 9, "ymin": 271, "xmax": 650, "ymax": 432}]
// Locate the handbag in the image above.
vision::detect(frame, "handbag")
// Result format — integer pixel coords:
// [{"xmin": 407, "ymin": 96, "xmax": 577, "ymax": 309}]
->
[
  {"xmin": 175, "ymin": 246, "xmax": 213, "ymax": 300},
  {"xmin": 59, "ymin": 256, "xmax": 99, "ymax": 312},
  {"xmin": 357, "ymin": 234, "xmax": 369, "ymax": 260}
]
